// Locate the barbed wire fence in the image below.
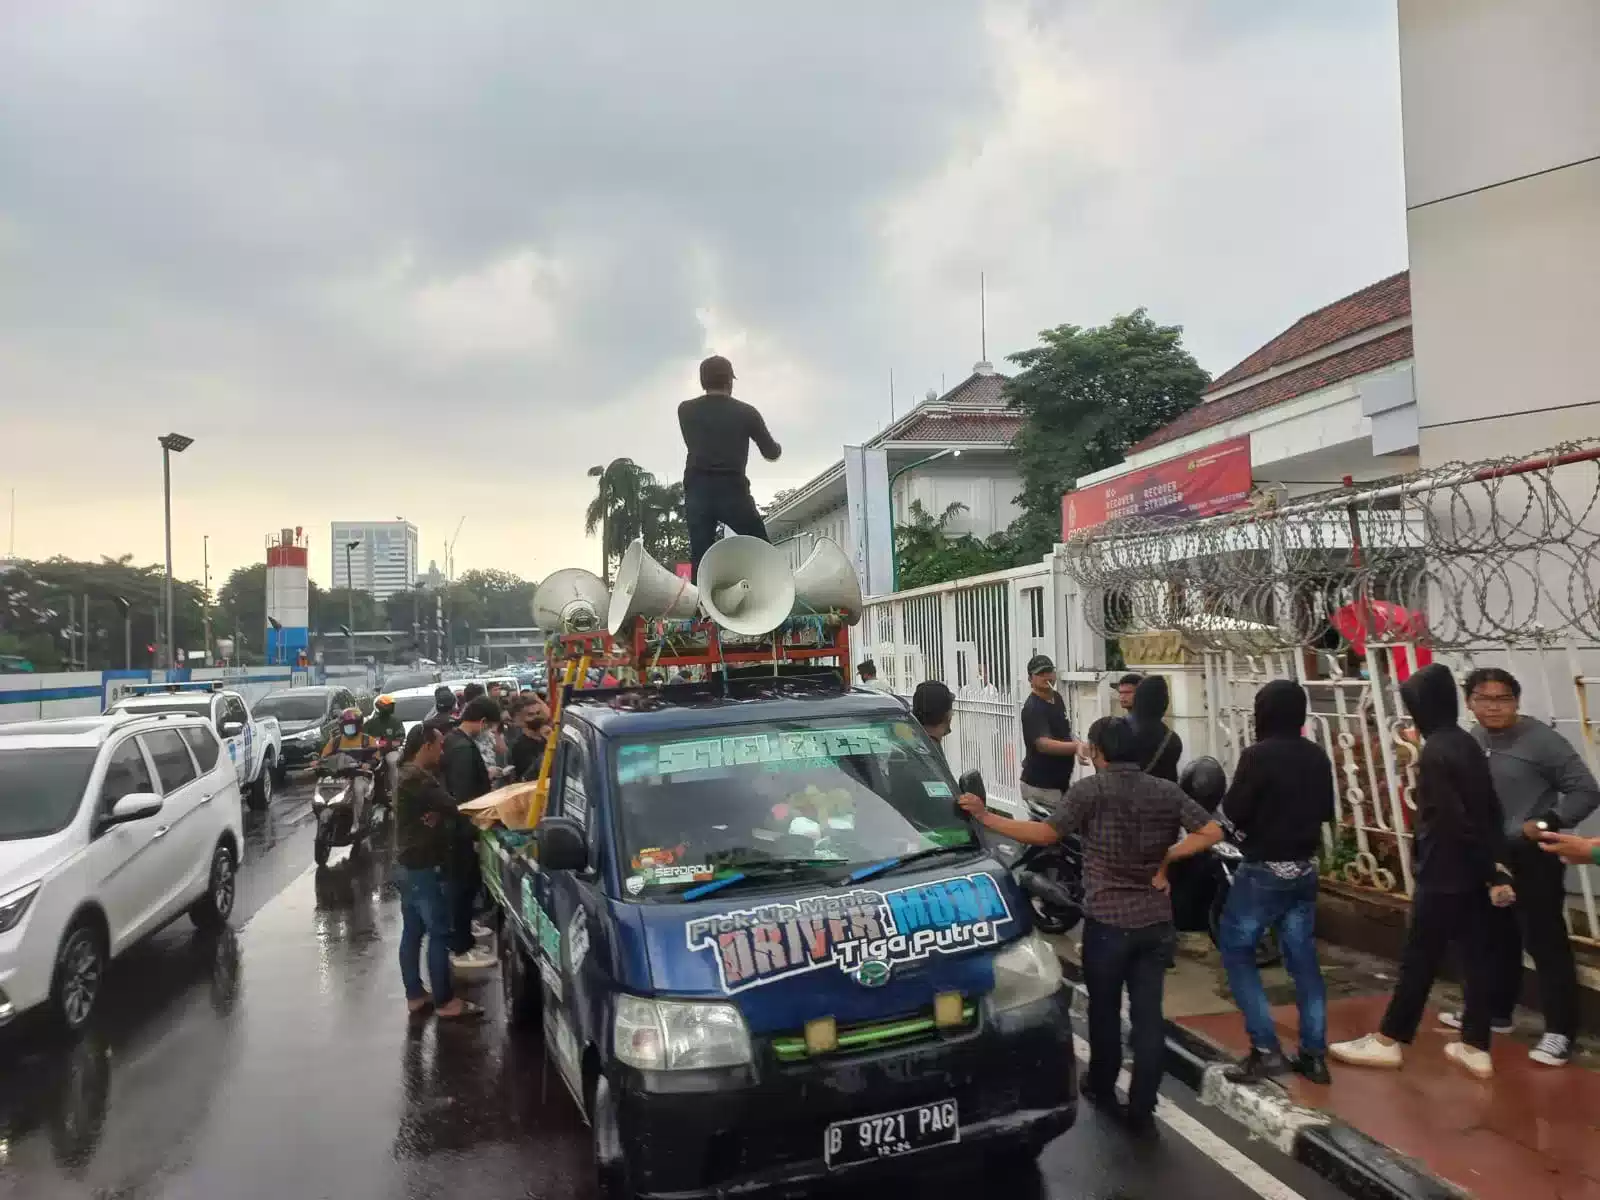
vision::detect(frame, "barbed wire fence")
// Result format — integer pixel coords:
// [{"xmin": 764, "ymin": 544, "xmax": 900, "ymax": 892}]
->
[{"xmin": 1060, "ymin": 439, "xmax": 1600, "ymax": 654}]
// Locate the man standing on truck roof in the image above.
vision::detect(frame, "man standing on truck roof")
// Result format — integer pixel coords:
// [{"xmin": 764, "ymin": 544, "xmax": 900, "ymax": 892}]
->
[{"xmin": 678, "ymin": 355, "xmax": 782, "ymax": 581}]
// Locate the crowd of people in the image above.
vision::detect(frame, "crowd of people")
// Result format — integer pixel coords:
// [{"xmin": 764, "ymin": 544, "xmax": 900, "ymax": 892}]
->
[
  {"xmin": 934, "ymin": 656, "xmax": 1597, "ymax": 1128},
  {"xmin": 389, "ymin": 680, "xmax": 553, "ymax": 1022}
]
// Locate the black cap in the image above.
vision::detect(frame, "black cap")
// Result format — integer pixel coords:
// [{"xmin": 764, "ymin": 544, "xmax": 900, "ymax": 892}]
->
[
  {"xmin": 1027, "ymin": 654, "xmax": 1055, "ymax": 676},
  {"xmin": 700, "ymin": 355, "xmax": 736, "ymax": 390}
]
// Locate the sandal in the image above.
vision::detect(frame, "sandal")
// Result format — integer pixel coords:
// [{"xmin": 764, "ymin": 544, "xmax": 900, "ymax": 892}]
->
[
  {"xmin": 436, "ymin": 999, "xmax": 486, "ymax": 1021},
  {"xmin": 407, "ymin": 993, "xmax": 434, "ymax": 1014}
]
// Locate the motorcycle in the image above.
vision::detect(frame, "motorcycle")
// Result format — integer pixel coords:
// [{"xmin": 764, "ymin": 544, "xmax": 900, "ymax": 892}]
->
[
  {"xmin": 960, "ymin": 770, "xmax": 1084, "ymax": 935},
  {"xmin": 312, "ymin": 751, "xmax": 378, "ymax": 867},
  {"xmin": 369, "ymin": 737, "xmax": 402, "ymax": 810}
]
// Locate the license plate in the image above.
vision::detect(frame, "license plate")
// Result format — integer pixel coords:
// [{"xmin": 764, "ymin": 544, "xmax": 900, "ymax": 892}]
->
[{"xmin": 824, "ymin": 1099, "xmax": 958, "ymax": 1168}]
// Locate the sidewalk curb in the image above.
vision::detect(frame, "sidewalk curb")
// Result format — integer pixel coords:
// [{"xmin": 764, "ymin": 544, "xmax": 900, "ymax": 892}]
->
[{"xmin": 1055, "ymin": 951, "xmax": 1466, "ymax": 1200}]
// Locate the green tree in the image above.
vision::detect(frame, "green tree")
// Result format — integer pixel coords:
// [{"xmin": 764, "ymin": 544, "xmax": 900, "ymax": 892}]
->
[
  {"xmin": 0, "ymin": 556, "xmax": 205, "ymax": 669},
  {"xmin": 894, "ymin": 501, "xmax": 1017, "ymax": 591},
  {"xmin": 1005, "ymin": 309, "xmax": 1209, "ymax": 561},
  {"xmin": 585, "ymin": 461, "xmax": 691, "ymax": 579}
]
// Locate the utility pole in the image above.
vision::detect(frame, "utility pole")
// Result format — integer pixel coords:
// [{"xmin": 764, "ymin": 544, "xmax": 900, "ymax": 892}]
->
[
  {"xmin": 114, "ymin": 596, "xmax": 131, "ymax": 669},
  {"xmin": 81, "ymin": 593, "xmax": 89, "ymax": 669},
  {"xmin": 67, "ymin": 594, "xmax": 76, "ymax": 669},
  {"xmin": 344, "ymin": 540, "xmax": 361, "ymax": 665},
  {"xmin": 158, "ymin": 432, "xmax": 194, "ymax": 670},
  {"xmin": 202, "ymin": 534, "xmax": 212, "ymax": 662}
]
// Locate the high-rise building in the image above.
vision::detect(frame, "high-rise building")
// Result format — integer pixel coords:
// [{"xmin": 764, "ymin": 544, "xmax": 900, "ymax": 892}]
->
[{"xmin": 330, "ymin": 521, "xmax": 419, "ymax": 601}]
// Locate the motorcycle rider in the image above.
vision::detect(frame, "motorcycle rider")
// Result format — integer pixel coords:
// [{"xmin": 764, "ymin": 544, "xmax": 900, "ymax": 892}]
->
[
  {"xmin": 364, "ymin": 695, "xmax": 407, "ymax": 808},
  {"xmin": 318, "ymin": 707, "xmax": 380, "ymax": 828}
]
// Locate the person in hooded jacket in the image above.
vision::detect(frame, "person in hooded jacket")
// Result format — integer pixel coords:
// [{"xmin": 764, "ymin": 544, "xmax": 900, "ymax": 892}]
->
[
  {"xmin": 1156, "ymin": 680, "xmax": 1336, "ymax": 1084},
  {"xmin": 1330, "ymin": 663, "xmax": 1515, "ymax": 1080},
  {"xmin": 1124, "ymin": 675, "xmax": 1182, "ymax": 781}
]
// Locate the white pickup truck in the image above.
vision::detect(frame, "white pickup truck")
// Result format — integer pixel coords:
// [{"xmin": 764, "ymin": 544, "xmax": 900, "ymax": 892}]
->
[{"xmin": 106, "ymin": 684, "xmax": 283, "ymax": 810}]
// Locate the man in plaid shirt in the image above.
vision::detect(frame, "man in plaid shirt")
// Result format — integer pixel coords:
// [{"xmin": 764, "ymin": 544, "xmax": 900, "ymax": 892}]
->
[{"xmin": 961, "ymin": 716, "xmax": 1209, "ymax": 1132}]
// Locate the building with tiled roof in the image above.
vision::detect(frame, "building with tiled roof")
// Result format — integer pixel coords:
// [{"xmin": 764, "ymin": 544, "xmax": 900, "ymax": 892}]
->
[
  {"xmin": 1068, "ymin": 271, "xmax": 1418, "ymax": 535},
  {"xmin": 764, "ymin": 361, "xmax": 1025, "ymax": 572}
]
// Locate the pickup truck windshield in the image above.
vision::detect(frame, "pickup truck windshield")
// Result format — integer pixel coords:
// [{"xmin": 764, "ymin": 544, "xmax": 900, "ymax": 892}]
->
[
  {"xmin": 611, "ymin": 716, "xmax": 975, "ymax": 896},
  {"xmin": 255, "ymin": 693, "xmax": 328, "ymax": 721},
  {"xmin": 0, "ymin": 748, "xmax": 97, "ymax": 840}
]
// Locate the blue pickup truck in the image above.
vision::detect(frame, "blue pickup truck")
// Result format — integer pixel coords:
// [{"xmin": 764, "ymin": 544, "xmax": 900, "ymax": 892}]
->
[{"xmin": 481, "ymin": 678, "xmax": 1077, "ymax": 1199}]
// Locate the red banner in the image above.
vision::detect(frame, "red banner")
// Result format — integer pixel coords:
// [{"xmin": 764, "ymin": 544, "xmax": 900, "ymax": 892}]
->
[{"xmin": 1061, "ymin": 435, "xmax": 1253, "ymax": 538}]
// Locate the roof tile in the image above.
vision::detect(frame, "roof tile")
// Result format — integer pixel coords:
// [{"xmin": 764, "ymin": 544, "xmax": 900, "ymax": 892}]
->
[
  {"xmin": 893, "ymin": 411, "xmax": 1023, "ymax": 443},
  {"xmin": 1207, "ymin": 271, "xmax": 1411, "ymax": 393},
  {"xmin": 1131, "ymin": 327, "xmax": 1413, "ymax": 454}
]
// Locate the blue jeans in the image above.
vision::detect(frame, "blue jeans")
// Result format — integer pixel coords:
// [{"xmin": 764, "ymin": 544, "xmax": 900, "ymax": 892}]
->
[
  {"xmin": 398, "ymin": 866, "xmax": 454, "ymax": 1006},
  {"xmin": 1219, "ymin": 864, "xmax": 1326, "ymax": 1055},
  {"xmin": 1082, "ymin": 918, "xmax": 1175, "ymax": 1119}
]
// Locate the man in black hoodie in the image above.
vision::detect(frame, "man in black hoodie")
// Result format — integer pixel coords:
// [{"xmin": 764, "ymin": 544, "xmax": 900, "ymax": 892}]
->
[
  {"xmin": 1330, "ymin": 663, "xmax": 1515, "ymax": 1080},
  {"xmin": 1125, "ymin": 675, "xmax": 1182, "ymax": 781},
  {"xmin": 1157, "ymin": 679, "xmax": 1336, "ymax": 1084}
]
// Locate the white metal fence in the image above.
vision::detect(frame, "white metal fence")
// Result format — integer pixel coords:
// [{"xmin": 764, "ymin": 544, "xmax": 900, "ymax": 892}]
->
[{"xmin": 861, "ymin": 559, "xmax": 1600, "ymax": 949}]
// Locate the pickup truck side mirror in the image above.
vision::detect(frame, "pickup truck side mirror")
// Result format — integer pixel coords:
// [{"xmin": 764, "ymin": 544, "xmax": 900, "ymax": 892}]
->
[
  {"xmin": 958, "ymin": 769, "xmax": 986, "ymax": 802},
  {"xmin": 534, "ymin": 816, "xmax": 588, "ymax": 872},
  {"xmin": 219, "ymin": 720, "xmax": 245, "ymax": 738},
  {"xmin": 106, "ymin": 792, "xmax": 163, "ymax": 826}
]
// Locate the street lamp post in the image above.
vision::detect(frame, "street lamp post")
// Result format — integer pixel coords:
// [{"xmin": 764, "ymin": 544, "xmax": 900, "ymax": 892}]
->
[
  {"xmin": 444, "ymin": 516, "xmax": 465, "ymax": 664},
  {"xmin": 344, "ymin": 540, "xmax": 361, "ymax": 665},
  {"xmin": 887, "ymin": 448, "xmax": 960, "ymax": 592},
  {"xmin": 158, "ymin": 433, "xmax": 194, "ymax": 670}
]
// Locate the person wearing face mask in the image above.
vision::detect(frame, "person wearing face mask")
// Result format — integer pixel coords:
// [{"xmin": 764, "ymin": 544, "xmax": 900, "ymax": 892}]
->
[{"xmin": 319, "ymin": 707, "xmax": 378, "ymax": 760}]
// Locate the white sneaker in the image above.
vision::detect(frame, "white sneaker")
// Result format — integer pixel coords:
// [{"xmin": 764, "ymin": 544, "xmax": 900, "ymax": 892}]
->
[
  {"xmin": 451, "ymin": 948, "xmax": 498, "ymax": 971},
  {"xmin": 1444, "ymin": 1040, "xmax": 1494, "ymax": 1080},
  {"xmin": 1438, "ymin": 1011, "xmax": 1514, "ymax": 1036},
  {"xmin": 1329, "ymin": 1033, "xmax": 1404, "ymax": 1069},
  {"xmin": 1529, "ymin": 1033, "xmax": 1572, "ymax": 1067},
  {"xmin": 471, "ymin": 921, "xmax": 493, "ymax": 940}
]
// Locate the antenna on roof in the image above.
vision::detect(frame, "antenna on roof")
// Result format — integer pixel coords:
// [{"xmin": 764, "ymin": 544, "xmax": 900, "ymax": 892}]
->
[
  {"xmin": 889, "ymin": 367, "xmax": 895, "ymax": 422},
  {"xmin": 974, "ymin": 273, "xmax": 995, "ymax": 376}
]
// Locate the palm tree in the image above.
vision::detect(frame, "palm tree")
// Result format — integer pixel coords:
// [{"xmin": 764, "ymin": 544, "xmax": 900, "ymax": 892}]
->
[{"xmin": 585, "ymin": 459, "xmax": 653, "ymax": 585}]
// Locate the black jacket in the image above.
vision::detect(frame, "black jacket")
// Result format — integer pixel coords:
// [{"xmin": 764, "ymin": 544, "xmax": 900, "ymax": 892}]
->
[
  {"xmin": 1126, "ymin": 676, "xmax": 1182, "ymax": 781},
  {"xmin": 678, "ymin": 393, "xmax": 781, "ymax": 478},
  {"xmin": 1220, "ymin": 679, "xmax": 1334, "ymax": 862},
  {"xmin": 1399, "ymin": 664, "xmax": 1510, "ymax": 893},
  {"xmin": 441, "ymin": 728, "xmax": 492, "ymax": 803}
]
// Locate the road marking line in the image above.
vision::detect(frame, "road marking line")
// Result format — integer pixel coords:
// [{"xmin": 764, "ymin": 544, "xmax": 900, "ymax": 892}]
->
[{"xmin": 1072, "ymin": 1035, "xmax": 1308, "ymax": 1200}]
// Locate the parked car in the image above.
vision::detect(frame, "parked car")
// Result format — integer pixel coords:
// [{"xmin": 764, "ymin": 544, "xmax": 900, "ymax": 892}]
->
[
  {"xmin": 105, "ymin": 684, "xmax": 282, "ymax": 810},
  {"xmin": 386, "ymin": 686, "xmax": 447, "ymax": 736},
  {"xmin": 0, "ymin": 712, "xmax": 244, "ymax": 1032},
  {"xmin": 380, "ymin": 669, "xmax": 439, "ymax": 693},
  {"xmin": 253, "ymin": 686, "xmax": 358, "ymax": 776}
]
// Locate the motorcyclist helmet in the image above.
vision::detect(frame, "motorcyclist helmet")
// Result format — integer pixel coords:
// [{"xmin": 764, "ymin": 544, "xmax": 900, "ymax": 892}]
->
[
  {"xmin": 375, "ymin": 694, "xmax": 395, "ymax": 714},
  {"xmin": 1178, "ymin": 755, "xmax": 1227, "ymax": 813},
  {"xmin": 339, "ymin": 707, "xmax": 362, "ymax": 737}
]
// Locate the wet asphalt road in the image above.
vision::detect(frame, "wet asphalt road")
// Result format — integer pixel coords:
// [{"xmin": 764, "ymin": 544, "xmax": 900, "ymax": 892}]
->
[{"xmin": 0, "ymin": 777, "xmax": 1345, "ymax": 1200}]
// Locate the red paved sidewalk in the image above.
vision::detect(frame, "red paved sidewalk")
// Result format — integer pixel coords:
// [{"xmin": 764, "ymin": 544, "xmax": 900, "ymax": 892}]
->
[{"xmin": 1178, "ymin": 993, "xmax": 1600, "ymax": 1200}]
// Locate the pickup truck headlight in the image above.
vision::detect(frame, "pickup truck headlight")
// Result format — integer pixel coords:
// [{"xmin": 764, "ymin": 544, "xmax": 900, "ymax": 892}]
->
[
  {"xmin": 292, "ymin": 728, "xmax": 321, "ymax": 742},
  {"xmin": 614, "ymin": 995, "xmax": 752, "ymax": 1070},
  {"xmin": 0, "ymin": 882, "xmax": 41, "ymax": 934},
  {"xmin": 989, "ymin": 932, "xmax": 1063, "ymax": 1014}
]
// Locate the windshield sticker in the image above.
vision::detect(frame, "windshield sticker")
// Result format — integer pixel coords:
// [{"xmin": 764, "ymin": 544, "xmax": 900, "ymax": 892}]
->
[
  {"xmin": 625, "ymin": 874, "xmax": 646, "ymax": 896},
  {"xmin": 922, "ymin": 781, "xmax": 953, "ymax": 798},
  {"xmin": 619, "ymin": 726, "xmax": 898, "ymax": 782},
  {"xmin": 650, "ymin": 863, "xmax": 714, "ymax": 885},
  {"xmin": 685, "ymin": 873, "xmax": 1012, "ymax": 994}
]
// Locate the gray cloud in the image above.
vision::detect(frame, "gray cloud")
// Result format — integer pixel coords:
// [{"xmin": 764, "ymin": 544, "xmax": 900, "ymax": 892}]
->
[{"xmin": 0, "ymin": 1, "xmax": 1404, "ymax": 584}]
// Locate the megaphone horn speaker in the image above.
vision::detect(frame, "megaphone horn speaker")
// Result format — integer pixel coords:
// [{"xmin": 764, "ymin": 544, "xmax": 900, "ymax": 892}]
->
[
  {"xmin": 532, "ymin": 568, "xmax": 610, "ymax": 634},
  {"xmin": 792, "ymin": 537, "xmax": 863, "ymax": 625},
  {"xmin": 697, "ymin": 535, "xmax": 796, "ymax": 637},
  {"xmin": 608, "ymin": 540, "xmax": 700, "ymax": 634}
]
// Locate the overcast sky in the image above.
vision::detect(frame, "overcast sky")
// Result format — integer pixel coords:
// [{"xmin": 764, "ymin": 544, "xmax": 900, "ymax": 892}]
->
[{"xmin": 0, "ymin": 1, "xmax": 1405, "ymax": 588}]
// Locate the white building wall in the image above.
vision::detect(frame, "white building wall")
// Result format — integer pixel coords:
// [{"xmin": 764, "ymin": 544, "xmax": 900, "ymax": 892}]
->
[
  {"xmin": 1399, "ymin": 0, "xmax": 1600, "ymax": 464},
  {"xmin": 894, "ymin": 462, "xmax": 1023, "ymax": 539}
]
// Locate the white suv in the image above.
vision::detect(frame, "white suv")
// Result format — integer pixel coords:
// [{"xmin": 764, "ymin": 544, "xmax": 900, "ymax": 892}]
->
[{"xmin": 0, "ymin": 713, "xmax": 244, "ymax": 1032}]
